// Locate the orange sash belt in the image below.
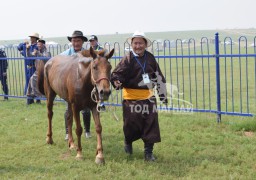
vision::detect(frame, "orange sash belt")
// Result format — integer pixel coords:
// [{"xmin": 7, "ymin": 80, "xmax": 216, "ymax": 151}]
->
[{"xmin": 123, "ymin": 88, "xmax": 153, "ymax": 100}]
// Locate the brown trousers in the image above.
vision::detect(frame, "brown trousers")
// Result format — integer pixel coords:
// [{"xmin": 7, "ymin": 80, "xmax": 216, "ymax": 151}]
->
[{"xmin": 122, "ymin": 98, "xmax": 161, "ymax": 144}]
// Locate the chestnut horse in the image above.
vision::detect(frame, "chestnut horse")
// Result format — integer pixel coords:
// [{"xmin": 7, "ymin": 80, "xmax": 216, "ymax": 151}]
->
[{"xmin": 38, "ymin": 47, "xmax": 114, "ymax": 164}]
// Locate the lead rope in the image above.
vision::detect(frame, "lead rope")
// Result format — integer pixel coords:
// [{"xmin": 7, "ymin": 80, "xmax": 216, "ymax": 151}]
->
[
  {"xmin": 109, "ymin": 87, "xmax": 120, "ymax": 121},
  {"xmin": 90, "ymin": 61, "xmax": 107, "ymax": 113},
  {"xmin": 90, "ymin": 86, "xmax": 105, "ymax": 113},
  {"xmin": 90, "ymin": 86, "xmax": 120, "ymax": 121},
  {"xmin": 90, "ymin": 61, "xmax": 119, "ymax": 119}
]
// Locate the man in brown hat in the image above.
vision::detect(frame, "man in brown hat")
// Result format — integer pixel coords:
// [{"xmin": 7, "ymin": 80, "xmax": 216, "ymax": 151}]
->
[
  {"xmin": 111, "ymin": 30, "xmax": 168, "ymax": 161},
  {"xmin": 26, "ymin": 39, "xmax": 51, "ymax": 103},
  {"xmin": 61, "ymin": 30, "xmax": 87, "ymax": 55},
  {"xmin": 60, "ymin": 30, "xmax": 92, "ymax": 140},
  {"xmin": 17, "ymin": 33, "xmax": 40, "ymax": 105}
]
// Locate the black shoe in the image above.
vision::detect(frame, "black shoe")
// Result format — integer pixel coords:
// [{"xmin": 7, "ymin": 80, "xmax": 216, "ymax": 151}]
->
[
  {"xmin": 144, "ymin": 153, "xmax": 156, "ymax": 161},
  {"xmin": 27, "ymin": 99, "xmax": 34, "ymax": 105},
  {"xmin": 124, "ymin": 142, "xmax": 133, "ymax": 155},
  {"xmin": 4, "ymin": 96, "xmax": 8, "ymax": 100},
  {"xmin": 36, "ymin": 100, "xmax": 41, "ymax": 104}
]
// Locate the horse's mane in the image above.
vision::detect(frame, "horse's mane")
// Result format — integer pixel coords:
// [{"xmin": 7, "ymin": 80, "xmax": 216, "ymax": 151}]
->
[{"xmin": 81, "ymin": 49, "xmax": 107, "ymax": 57}]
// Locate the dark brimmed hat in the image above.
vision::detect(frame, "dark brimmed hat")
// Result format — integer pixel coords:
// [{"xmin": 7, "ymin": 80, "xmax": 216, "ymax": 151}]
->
[
  {"xmin": 89, "ymin": 35, "xmax": 98, "ymax": 41},
  {"xmin": 37, "ymin": 39, "xmax": 46, "ymax": 44},
  {"xmin": 67, "ymin": 30, "xmax": 88, "ymax": 42}
]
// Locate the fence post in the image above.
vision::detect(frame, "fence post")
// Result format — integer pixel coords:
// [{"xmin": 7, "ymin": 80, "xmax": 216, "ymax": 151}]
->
[{"xmin": 215, "ymin": 33, "xmax": 221, "ymax": 123}]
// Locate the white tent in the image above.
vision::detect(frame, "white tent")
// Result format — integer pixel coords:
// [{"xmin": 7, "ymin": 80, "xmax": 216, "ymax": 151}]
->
[{"xmin": 46, "ymin": 41, "xmax": 59, "ymax": 48}]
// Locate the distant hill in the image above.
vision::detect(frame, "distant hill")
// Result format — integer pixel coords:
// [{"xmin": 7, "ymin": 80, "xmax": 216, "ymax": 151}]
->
[{"xmin": 1, "ymin": 29, "xmax": 255, "ymax": 48}]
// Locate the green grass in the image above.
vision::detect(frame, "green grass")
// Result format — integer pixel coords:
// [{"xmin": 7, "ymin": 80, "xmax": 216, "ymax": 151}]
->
[{"xmin": 1, "ymin": 99, "xmax": 256, "ymax": 179}]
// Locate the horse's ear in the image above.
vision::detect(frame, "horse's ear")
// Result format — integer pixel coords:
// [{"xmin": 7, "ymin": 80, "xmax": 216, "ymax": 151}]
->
[
  {"xmin": 105, "ymin": 48, "xmax": 115, "ymax": 59},
  {"xmin": 90, "ymin": 46, "xmax": 97, "ymax": 59},
  {"xmin": 98, "ymin": 49, "xmax": 106, "ymax": 57},
  {"xmin": 81, "ymin": 49, "xmax": 90, "ymax": 57}
]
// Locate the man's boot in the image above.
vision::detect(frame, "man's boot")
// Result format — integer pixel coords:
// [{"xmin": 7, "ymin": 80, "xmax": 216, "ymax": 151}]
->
[
  {"xmin": 124, "ymin": 139, "xmax": 133, "ymax": 155},
  {"xmin": 144, "ymin": 143, "xmax": 156, "ymax": 161},
  {"xmin": 64, "ymin": 110, "xmax": 69, "ymax": 140},
  {"xmin": 4, "ymin": 96, "xmax": 8, "ymax": 100},
  {"xmin": 27, "ymin": 98, "xmax": 34, "ymax": 105},
  {"xmin": 82, "ymin": 109, "xmax": 91, "ymax": 138}
]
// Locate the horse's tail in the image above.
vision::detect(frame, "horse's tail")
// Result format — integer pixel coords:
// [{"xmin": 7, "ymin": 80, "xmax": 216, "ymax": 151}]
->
[{"xmin": 37, "ymin": 60, "xmax": 46, "ymax": 95}]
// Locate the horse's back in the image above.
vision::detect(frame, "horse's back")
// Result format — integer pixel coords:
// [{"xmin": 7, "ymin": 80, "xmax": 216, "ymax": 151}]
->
[
  {"xmin": 46, "ymin": 55, "xmax": 78, "ymax": 70},
  {"xmin": 44, "ymin": 54, "xmax": 92, "ymax": 101},
  {"xmin": 44, "ymin": 55, "xmax": 80, "ymax": 98}
]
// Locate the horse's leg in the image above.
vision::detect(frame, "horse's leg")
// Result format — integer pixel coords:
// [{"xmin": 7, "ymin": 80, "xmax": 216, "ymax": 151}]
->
[
  {"xmin": 46, "ymin": 90, "xmax": 56, "ymax": 144},
  {"xmin": 91, "ymin": 107, "xmax": 104, "ymax": 164},
  {"xmin": 72, "ymin": 105, "xmax": 83, "ymax": 159},
  {"xmin": 67, "ymin": 103, "xmax": 76, "ymax": 149}
]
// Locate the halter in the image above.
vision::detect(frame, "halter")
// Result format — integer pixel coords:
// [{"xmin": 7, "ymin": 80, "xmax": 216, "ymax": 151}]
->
[
  {"xmin": 90, "ymin": 60, "xmax": 110, "ymax": 85},
  {"xmin": 90, "ymin": 59, "xmax": 110, "ymax": 112},
  {"xmin": 89, "ymin": 59, "xmax": 119, "ymax": 120}
]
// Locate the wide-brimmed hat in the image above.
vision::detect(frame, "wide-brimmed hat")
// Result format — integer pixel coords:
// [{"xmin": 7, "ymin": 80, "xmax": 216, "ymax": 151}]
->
[
  {"xmin": 126, "ymin": 30, "xmax": 151, "ymax": 47},
  {"xmin": 37, "ymin": 39, "xmax": 46, "ymax": 44},
  {"xmin": 28, "ymin": 33, "xmax": 40, "ymax": 39},
  {"xmin": 67, "ymin": 30, "xmax": 88, "ymax": 42},
  {"xmin": 88, "ymin": 35, "xmax": 98, "ymax": 41}
]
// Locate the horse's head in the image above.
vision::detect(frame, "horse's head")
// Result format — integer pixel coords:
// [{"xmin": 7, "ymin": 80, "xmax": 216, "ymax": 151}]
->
[{"xmin": 90, "ymin": 47, "xmax": 114, "ymax": 101}]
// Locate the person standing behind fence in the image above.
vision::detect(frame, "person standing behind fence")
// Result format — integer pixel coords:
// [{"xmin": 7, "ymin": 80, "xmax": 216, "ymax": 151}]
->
[
  {"xmin": 0, "ymin": 49, "xmax": 8, "ymax": 100},
  {"xmin": 26, "ymin": 39, "xmax": 51, "ymax": 104},
  {"xmin": 17, "ymin": 33, "xmax": 39, "ymax": 104},
  {"xmin": 89, "ymin": 35, "xmax": 104, "ymax": 51},
  {"xmin": 111, "ymin": 30, "xmax": 168, "ymax": 161},
  {"xmin": 60, "ymin": 30, "xmax": 92, "ymax": 140}
]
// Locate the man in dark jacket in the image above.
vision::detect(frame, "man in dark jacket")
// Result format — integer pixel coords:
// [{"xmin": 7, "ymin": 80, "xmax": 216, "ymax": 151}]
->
[
  {"xmin": 111, "ymin": 31, "xmax": 168, "ymax": 161},
  {"xmin": 0, "ymin": 49, "xmax": 8, "ymax": 100}
]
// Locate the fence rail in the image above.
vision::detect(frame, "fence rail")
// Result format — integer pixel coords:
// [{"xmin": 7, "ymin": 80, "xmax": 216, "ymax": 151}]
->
[{"xmin": 0, "ymin": 33, "xmax": 255, "ymax": 121}]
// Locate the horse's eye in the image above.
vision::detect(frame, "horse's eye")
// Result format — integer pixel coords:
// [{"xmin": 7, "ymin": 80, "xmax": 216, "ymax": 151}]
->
[{"xmin": 93, "ymin": 65, "xmax": 97, "ymax": 70}]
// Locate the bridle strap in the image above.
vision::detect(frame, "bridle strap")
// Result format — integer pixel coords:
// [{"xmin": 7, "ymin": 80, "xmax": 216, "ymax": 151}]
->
[
  {"xmin": 90, "ymin": 61, "xmax": 110, "ymax": 84},
  {"xmin": 95, "ymin": 77, "xmax": 109, "ymax": 83}
]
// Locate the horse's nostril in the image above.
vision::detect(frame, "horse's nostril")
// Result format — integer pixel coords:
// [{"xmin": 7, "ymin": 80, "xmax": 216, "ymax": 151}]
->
[{"xmin": 99, "ymin": 90, "xmax": 111, "ymax": 97}]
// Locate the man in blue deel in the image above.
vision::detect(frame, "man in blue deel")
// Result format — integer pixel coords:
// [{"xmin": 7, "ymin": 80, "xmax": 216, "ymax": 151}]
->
[{"xmin": 17, "ymin": 33, "xmax": 39, "ymax": 104}]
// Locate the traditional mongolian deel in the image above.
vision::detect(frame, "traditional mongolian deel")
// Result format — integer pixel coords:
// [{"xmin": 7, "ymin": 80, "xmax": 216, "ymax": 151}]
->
[{"xmin": 111, "ymin": 50, "xmax": 168, "ymax": 144}]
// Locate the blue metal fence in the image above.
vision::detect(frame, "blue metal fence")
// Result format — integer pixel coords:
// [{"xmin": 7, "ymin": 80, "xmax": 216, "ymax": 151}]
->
[{"xmin": 0, "ymin": 33, "xmax": 255, "ymax": 121}]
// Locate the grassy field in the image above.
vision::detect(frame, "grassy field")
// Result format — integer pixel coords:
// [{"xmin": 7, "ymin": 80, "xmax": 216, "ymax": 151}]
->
[{"xmin": 1, "ymin": 99, "xmax": 256, "ymax": 179}]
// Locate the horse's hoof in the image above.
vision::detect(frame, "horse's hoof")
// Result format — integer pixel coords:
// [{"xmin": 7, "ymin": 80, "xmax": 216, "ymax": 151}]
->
[
  {"xmin": 69, "ymin": 143, "xmax": 76, "ymax": 150},
  {"xmin": 95, "ymin": 156, "xmax": 105, "ymax": 165},
  {"xmin": 46, "ymin": 137, "xmax": 53, "ymax": 144},
  {"xmin": 75, "ymin": 154, "xmax": 83, "ymax": 160}
]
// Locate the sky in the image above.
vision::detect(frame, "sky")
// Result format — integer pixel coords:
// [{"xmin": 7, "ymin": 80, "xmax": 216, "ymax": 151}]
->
[{"xmin": 0, "ymin": 0, "xmax": 255, "ymax": 40}]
